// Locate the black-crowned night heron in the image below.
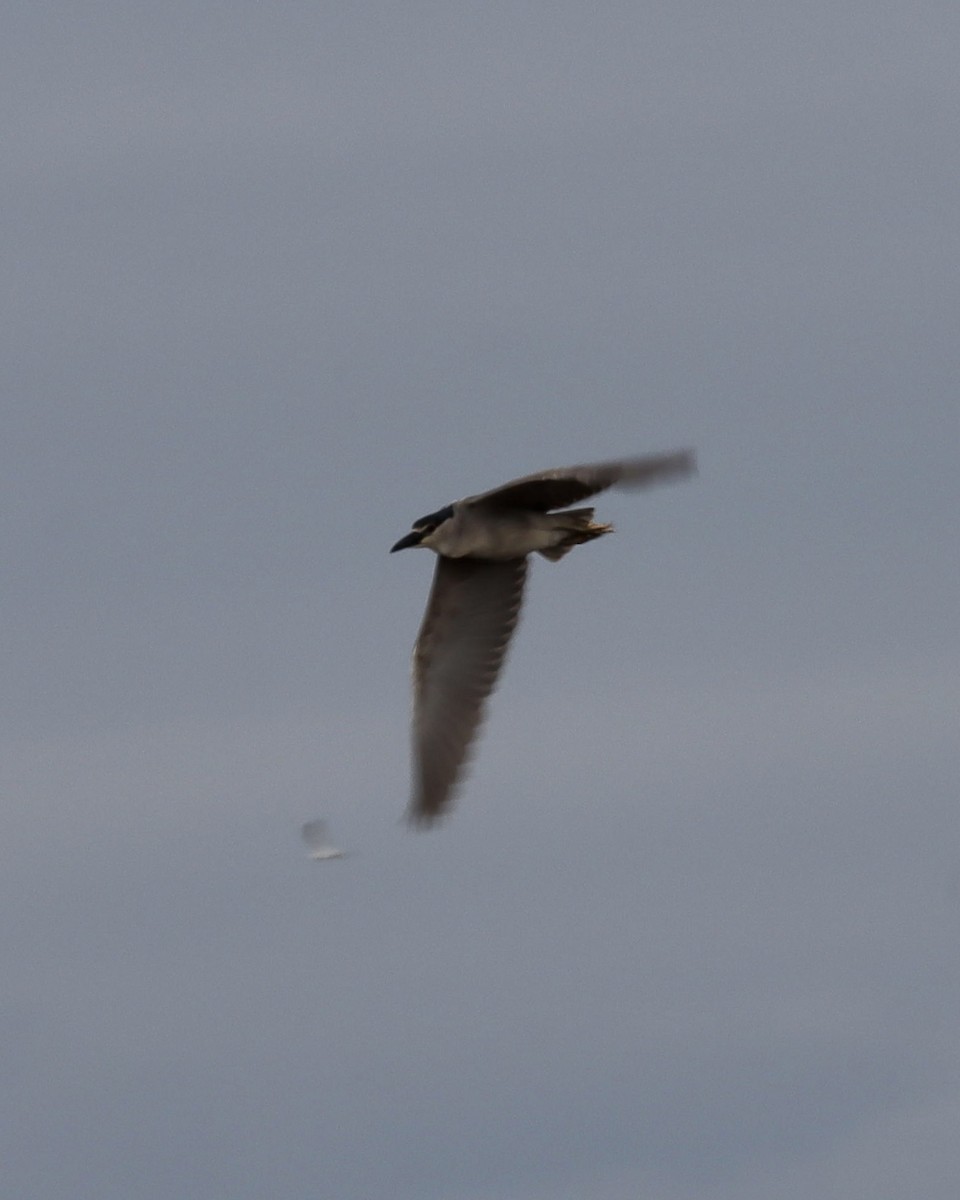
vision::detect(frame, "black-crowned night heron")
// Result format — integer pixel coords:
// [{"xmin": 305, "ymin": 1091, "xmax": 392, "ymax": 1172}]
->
[{"xmin": 391, "ymin": 452, "xmax": 695, "ymax": 826}]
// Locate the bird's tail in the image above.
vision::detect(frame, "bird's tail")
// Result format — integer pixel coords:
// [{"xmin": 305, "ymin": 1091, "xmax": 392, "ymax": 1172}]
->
[{"xmin": 537, "ymin": 508, "xmax": 613, "ymax": 561}]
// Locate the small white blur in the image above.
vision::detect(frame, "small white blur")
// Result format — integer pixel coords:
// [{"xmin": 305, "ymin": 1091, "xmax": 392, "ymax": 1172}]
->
[{"xmin": 300, "ymin": 820, "xmax": 346, "ymax": 861}]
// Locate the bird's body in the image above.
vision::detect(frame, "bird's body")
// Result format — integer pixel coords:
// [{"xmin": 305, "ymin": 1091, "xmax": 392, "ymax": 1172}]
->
[
  {"xmin": 418, "ymin": 504, "xmax": 609, "ymax": 561},
  {"xmin": 391, "ymin": 452, "xmax": 695, "ymax": 825}
]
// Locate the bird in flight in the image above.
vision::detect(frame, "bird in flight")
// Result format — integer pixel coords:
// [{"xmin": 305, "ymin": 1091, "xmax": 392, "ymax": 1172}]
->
[
  {"xmin": 391, "ymin": 452, "xmax": 695, "ymax": 826},
  {"xmin": 301, "ymin": 820, "xmax": 346, "ymax": 860}
]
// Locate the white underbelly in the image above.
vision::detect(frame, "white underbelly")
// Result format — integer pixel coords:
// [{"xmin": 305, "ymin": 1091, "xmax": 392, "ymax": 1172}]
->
[{"xmin": 434, "ymin": 513, "xmax": 558, "ymax": 559}]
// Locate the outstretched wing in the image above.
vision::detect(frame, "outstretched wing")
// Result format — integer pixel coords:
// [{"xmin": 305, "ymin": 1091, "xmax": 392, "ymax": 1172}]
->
[
  {"xmin": 465, "ymin": 451, "xmax": 695, "ymax": 512},
  {"xmin": 410, "ymin": 555, "xmax": 528, "ymax": 824}
]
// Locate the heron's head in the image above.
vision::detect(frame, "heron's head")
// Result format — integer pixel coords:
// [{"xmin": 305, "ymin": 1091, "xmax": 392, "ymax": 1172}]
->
[{"xmin": 390, "ymin": 504, "xmax": 454, "ymax": 552}]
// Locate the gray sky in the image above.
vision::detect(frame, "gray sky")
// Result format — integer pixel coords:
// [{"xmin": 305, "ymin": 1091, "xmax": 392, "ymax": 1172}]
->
[{"xmin": 3, "ymin": 3, "xmax": 959, "ymax": 1197}]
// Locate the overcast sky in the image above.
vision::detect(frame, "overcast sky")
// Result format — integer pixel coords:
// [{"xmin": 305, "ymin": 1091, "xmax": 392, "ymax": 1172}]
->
[{"xmin": 3, "ymin": 3, "xmax": 959, "ymax": 1198}]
